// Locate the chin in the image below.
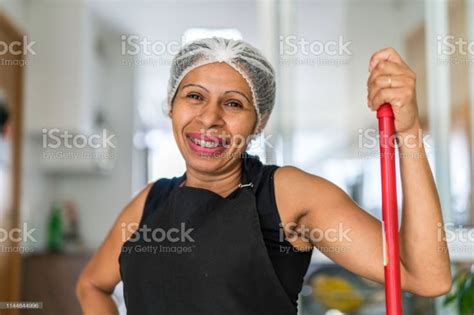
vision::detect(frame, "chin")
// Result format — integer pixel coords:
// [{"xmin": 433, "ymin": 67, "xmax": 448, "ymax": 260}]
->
[{"xmin": 184, "ymin": 143, "xmax": 242, "ymax": 169}]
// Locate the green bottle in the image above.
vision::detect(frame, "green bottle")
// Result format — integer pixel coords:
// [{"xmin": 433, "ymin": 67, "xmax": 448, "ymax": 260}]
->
[{"xmin": 48, "ymin": 203, "xmax": 63, "ymax": 252}]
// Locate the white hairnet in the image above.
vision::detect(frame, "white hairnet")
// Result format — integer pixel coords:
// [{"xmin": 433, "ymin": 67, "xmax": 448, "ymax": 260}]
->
[{"xmin": 166, "ymin": 37, "xmax": 276, "ymax": 136}]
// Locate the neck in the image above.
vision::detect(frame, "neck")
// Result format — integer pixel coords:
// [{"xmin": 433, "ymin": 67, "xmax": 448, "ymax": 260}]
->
[{"xmin": 182, "ymin": 159, "xmax": 243, "ymax": 198}]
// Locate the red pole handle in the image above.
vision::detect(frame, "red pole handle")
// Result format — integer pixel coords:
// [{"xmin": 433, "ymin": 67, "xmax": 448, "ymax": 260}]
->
[{"xmin": 377, "ymin": 103, "xmax": 403, "ymax": 315}]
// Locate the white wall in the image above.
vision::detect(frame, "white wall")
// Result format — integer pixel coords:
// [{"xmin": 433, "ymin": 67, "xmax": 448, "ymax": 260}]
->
[
  {"xmin": 24, "ymin": 1, "xmax": 94, "ymax": 135},
  {"xmin": 280, "ymin": 0, "xmax": 424, "ymax": 170},
  {"xmin": 346, "ymin": 0, "xmax": 425, "ymax": 132},
  {"xmin": 54, "ymin": 23, "xmax": 136, "ymax": 249},
  {"xmin": 10, "ymin": 2, "xmax": 138, "ymax": 250}
]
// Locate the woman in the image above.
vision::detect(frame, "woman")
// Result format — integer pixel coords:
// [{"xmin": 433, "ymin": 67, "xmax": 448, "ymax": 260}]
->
[{"xmin": 76, "ymin": 37, "xmax": 452, "ymax": 314}]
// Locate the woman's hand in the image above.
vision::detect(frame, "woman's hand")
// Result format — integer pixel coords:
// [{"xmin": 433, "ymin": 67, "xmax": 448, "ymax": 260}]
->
[{"xmin": 367, "ymin": 47, "xmax": 420, "ymax": 135}]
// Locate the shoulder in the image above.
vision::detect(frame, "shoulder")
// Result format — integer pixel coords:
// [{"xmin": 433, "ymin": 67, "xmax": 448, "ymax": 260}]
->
[
  {"xmin": 272, "ymin": 165, "xmax": 321, "ymax": 192},
  {"xmin": 273, "ymin": 165, "xmax": 350, "ymax": 217},
  {"xmin": 273, "ymin": 165, "xmax": 346, "ymax": 195}
]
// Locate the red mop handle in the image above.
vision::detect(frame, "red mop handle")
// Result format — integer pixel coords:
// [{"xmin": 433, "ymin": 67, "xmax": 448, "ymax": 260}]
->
[{"xmin": 377, "ymin": 103, "xmax": 403, "ymax": 315}]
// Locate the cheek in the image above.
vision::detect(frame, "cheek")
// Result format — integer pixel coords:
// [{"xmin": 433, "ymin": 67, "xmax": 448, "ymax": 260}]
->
[
  {"xmin": 226, "ymin": 113, "xmax": 256, "ymax": 137},
  {"xmin": 171, "ymin": 102, "xmax": 195, "ymax": 127},
  {"xmin": 238, "ymin": 109, "xmax": 258, "ymax": 134}
]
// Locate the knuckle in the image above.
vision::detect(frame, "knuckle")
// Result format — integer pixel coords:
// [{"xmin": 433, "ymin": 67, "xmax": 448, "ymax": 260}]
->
[
  {"xmin": 375, "ymin": 76, "xmax": 384, "ymax": 86},
  {"xmin": 369, "ymin": 76, "xmax": 378, "ymax": 88}
]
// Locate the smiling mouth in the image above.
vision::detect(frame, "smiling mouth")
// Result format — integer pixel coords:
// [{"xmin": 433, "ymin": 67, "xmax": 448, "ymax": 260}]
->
[
  {"xmin": 189, "ymin": 137, "xmax": 223, "ymax": 148},
  {"xmin": 185, "ymin": 132, "xmax": 231, "ymax": 149}
]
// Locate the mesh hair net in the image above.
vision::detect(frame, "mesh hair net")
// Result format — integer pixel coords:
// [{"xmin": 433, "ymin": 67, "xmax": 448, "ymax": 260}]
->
[{"xmin": 166, "ymin": 37, "xmax": 276, "ymax": 136}]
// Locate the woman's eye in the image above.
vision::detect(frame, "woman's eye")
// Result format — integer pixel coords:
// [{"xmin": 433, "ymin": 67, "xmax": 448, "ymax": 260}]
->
[
  {"xmin": 226, "ymin": 101, "xmax": 243, "ymax": 108},
  {"xmin": 187, "ymin": 93, "xmax": 202, "ymax": 101}
]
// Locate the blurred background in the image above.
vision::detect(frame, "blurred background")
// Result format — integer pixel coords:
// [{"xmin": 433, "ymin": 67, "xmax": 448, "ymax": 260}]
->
[{"xmin": 0, "ymin": 0, "xmax": 473, "ymax": 314}]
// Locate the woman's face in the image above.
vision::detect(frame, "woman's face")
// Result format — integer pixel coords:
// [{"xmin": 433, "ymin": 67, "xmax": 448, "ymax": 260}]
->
[{"xmin": 169, "ymin": 62, "xmax": 257, "ymax": 171}]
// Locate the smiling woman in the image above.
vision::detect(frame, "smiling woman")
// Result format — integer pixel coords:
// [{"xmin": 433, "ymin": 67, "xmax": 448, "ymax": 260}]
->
[
  {"xmin": 172, "ymin": 64, "xmax": 255, "ymax": 154},
  {"xmin": 76, "ymin": 38, "xmax": 452, "ymax": 315},
  {"xmin": 169, "ymin": 62, "xmax": 259, "ymax": 190},
  {"xmin": 117, "ymin": 38, "xmax": 315, "ymax": 314},
  {"xmin": 164, "ymin": 37, "xmax": 276, "ymax": 196}
]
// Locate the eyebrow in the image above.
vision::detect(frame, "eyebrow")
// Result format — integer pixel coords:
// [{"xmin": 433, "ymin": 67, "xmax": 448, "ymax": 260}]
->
[{"xmin": 182, "ymin": 83, "xmax": 252, "ymax": 104}]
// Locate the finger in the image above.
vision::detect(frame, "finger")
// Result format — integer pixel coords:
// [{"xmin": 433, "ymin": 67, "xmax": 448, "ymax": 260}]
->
[
  {"xmin": 368, "ymin": 74, "xmax": 407, "ymax": 106},
  {"xmin": 369, "ymin": 87, "xmax": 405, "ymax": 111},
  {"xmin": 369, "ymin": 47, "xmax": 405, "ymax": 71},
  {"xmin": 367, "ymin": 60, "xmax": 406, "ymax": 87},
  {"xmin": 369, "ymin": 47, "xmax": 408, "ymax": 72}
]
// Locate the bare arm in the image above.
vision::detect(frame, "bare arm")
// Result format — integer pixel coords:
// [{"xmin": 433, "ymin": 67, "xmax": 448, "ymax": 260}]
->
[
  {"xmin": 76, "ymin": 183, "xmax": 153, "ymax": 314},
  {"xmin": 275, "ymin": 165, "xmax": 451, "ymax": 297},
  {"xmin": 396, "ymin": 120, "xmax": 452, "ymax": 292}
]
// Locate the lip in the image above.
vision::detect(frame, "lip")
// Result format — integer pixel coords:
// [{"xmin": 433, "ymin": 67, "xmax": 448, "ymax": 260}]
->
[
  {"xmin": 186, "ymin": 132, "xmax": 226, "ymax": 145},
  {"xmin": 185, "ymin": 132, "xmax": 229, "ymax": 155}
]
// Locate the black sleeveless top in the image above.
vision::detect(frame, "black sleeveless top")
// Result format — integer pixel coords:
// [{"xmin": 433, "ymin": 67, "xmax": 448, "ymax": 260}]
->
[{"xmin": 138, "ymin": 155, "xmax": 313, "ymax": 307}]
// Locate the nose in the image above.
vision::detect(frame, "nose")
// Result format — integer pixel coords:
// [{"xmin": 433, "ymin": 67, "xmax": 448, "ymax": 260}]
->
[{"xmin": 196, "ymin": 101, "xmax": 225, "ymax": 130}]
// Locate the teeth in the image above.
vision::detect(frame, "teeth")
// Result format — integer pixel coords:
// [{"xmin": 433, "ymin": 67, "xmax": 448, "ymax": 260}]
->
[{"xmin": 191, "ymin": 137, "xmax": 221, "ymax": 148}]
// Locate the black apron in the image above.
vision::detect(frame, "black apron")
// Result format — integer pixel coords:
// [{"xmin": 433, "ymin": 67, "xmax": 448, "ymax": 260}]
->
[{"xmin": 119, "ymin": 153, "xmax": 297, "ymax": 315}]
